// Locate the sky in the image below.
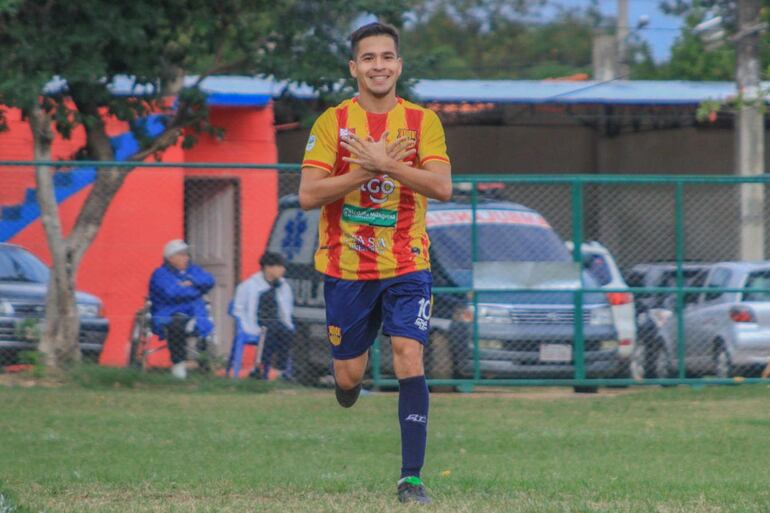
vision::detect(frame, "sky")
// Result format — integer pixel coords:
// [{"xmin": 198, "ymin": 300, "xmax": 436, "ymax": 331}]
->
[{"xmin": 545, "ymin": 0, "xmax": 684, "ymax": 62}]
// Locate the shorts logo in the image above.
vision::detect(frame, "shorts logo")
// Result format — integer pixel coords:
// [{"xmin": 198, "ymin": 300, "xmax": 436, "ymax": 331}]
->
[
  {"xmin": 415, "ymin": 297, "xmax": 431, "ymax": 331},
  {"xmin": 397, "ymin": 128, "xmax": 417, "ymax": 142},
  {"xmin": 405, "ymin": 414, "xmax": 427, "ymax": 424},
  {"xmin": 327, "ymin": 325, "xmax": 342, "ymax": 346}
]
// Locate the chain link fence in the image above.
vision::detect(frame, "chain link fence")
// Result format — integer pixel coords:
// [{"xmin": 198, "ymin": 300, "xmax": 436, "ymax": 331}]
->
[{"xmin": 1, "ymin": 162, "xmax": 770, "ymax": 389}]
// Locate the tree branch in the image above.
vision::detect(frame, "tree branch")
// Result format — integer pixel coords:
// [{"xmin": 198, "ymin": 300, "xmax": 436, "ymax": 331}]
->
[{"xmin": 128, "ymin": 127, "xmax": 182, "ymax": 162}]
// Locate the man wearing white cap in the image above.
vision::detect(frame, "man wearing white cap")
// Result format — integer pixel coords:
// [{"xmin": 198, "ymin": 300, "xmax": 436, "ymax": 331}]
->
[{"xmin": 149, "ymin": 239, "xmax": 215, "ymax": 379}]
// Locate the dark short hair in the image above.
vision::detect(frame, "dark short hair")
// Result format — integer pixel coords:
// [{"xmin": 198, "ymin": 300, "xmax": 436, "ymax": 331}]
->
[
  {"xmin": 350, "ymin": 22, "xmax": 399, "ymax": 59},
  {"xmin": 260, "ymin": 251, "xmax": 285, "ymax": 267}
]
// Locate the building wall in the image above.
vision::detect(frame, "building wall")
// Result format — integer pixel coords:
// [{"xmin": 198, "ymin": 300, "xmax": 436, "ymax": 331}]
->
[
  {"xmin": 0, "ymin": 104, "xmax": 278, "ymax": 368},
  {"xmin": 277, "ymin": 120, "xmax": 769, "ymax": 268},
  {"xmin": 277, "ymin": 121, "xmax": 741, "ymax": 175}
]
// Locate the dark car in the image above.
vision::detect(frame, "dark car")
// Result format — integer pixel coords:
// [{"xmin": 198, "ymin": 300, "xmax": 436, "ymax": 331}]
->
[
  {"xmin": 267, "ymin": 195, "xmax": 621, "ymax": 389},
  {"xmin": 0, "ymin": 243, "xmax": 109, "ymax": 364}
]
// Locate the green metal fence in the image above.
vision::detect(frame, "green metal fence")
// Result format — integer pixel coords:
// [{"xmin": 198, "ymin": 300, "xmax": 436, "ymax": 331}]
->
[
  {"xmin": 376, "ymin": 174, "xmax": 770, "ymax": 390},
  {"xmin": 1, "ymin": 160, "xmax": 770, "ymax": 389}
]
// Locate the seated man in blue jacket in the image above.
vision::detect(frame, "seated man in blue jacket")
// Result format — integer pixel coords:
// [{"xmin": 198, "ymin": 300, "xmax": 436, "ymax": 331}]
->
[{"xmin": 149, "ymin": 239, "xmax": 215, "ymax": 379}]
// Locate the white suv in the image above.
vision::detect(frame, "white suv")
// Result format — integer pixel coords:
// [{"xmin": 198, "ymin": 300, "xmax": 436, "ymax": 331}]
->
[{"xmin": 566, "ymin": 241, "xmax": 637, "ymax": 377}]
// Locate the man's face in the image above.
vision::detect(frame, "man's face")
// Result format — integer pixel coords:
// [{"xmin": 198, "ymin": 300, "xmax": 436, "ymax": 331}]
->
[
  {"xmin": 349, "ymin": 35, "xmax": 402, "ymax": 99},
  {"xmin": 167, "ymin": 252, "xmax": 190, "ymax": 271},
  {"xmin": 264, "ymin": 264, "xmax": 286, "ymax": 282}
]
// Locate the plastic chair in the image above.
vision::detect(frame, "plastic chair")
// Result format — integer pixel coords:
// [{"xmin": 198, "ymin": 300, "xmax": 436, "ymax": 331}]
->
[{"xmin": 226, "ymin": 301, "xmax": 264, "ymax": 379}]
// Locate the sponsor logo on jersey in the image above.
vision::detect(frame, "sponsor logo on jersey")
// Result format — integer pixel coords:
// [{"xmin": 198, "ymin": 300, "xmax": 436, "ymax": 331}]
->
[
  {"xmin": 339, "ymin": 127, "xmax": 356, "ymax": 139},
  {"xmin": 397, "ymin": 128, "xmax": 417, "ymax": 142},
  {"xmin": 361, "ymin": 175, "xmax": 396, "ymax": 204},
  {"xmin": 342, "ymin": 204, "xmax": 398, "ymax": 227}
]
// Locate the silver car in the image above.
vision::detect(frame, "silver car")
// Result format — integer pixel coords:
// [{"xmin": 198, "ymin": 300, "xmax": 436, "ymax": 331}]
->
[{"xmin": 661, "ymin": 261, "xmax": 770, "ymax": 378}]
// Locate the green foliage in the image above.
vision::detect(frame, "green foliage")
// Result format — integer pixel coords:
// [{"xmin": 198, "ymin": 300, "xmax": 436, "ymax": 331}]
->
[
  {"xmin": 402, "ymin": 6, "xmax": 598, "ymax": 79},
  {"xmin": 400, "ymin": 2, "xmax": 655, "ymax": 80},
  {"xmin": 17, "ymin": 351, "xmax": 44, "ymax": 379},
  {"xmin": 0, "ymin": 0, "xmax": 411, "ymax": 148},
  {"xmin": 646, "ymin": 11, "xmax": 736, "ymax": 80},
  {"xmin": 655, "ymin": 1, "xmax": 770, "ymax": 81},
  {"xmin": 66, "ymin": 363, "xmax": 278, "ymax": 393}
]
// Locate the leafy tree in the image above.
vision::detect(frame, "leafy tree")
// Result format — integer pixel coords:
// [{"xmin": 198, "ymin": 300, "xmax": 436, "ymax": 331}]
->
[
  {"xmin": 653, "ymin": 0, "xmax": 770, "ymax": 80},
  {"xmin": 0, "ymin": 0, "xmax": 408, "ymax": 369},
  {"xmin": 400, "ymin": 0, "xmax": 654, "ymax": 80}
]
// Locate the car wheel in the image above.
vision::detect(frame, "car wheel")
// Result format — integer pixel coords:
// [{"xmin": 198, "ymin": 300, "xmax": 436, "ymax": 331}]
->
[
  {"xmin": 651, "ymin": 347, "xmax": 670, "ymax": 378},
  {"xmin": 573, "ymin": 386, "xmax": 598, "ymax": 394},
  {"xmin": 292, "ymin": 327, "xmax": 326, "ymax": 387},
  {"xmin": 714, "ymin": 342, "xmax": 733, "ymax": 379},
  {"xmin": 81, "ymin": 350, "xmax": 101, "ymax": 364},
  {"xmin": 426, "ymin": 331, "xmax": 454, "ymax": 392},
  {"xmin": 629, "ymin": 343, "xmax": 647, "ymax": 381}
]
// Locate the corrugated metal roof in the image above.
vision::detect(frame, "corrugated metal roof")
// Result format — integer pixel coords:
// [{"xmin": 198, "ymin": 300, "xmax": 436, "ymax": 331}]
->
[
  {"xmin": 411, "ymin": 79, "xmax": 739, "ymax": 105},
  {"xmin": 44, "ymin": 75, "xmax": 753, "ymax": 107},
  {"xmin": 259, "ymin": 77, "xmax": 745, "ymax": 106}
]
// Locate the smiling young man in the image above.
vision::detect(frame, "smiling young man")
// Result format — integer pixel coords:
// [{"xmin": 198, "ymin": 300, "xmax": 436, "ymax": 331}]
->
[{"xmin": 298, "ymin": 22, "xmax": 452, "ymax": 505}]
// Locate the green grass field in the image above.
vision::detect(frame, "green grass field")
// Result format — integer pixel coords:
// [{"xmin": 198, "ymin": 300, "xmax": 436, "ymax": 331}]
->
[{"xmin": 1, "ymin": 370, "xmax": 769, "ymax": 513}]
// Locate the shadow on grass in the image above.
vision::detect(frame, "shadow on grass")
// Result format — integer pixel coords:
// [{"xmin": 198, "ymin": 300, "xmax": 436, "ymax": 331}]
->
[{"xmin": 65, "ymin": 364, "xmax": 283, "ymax": 394}]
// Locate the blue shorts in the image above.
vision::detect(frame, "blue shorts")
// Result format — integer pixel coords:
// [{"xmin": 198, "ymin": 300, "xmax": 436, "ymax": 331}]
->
[{"xmin": 324, "ymin": 270, "xmax": 432, "ymax": 360}]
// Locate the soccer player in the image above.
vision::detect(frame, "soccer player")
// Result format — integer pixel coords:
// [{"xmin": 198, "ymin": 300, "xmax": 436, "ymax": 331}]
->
[{"xmin": 298, "ymin": 22, "xmax": 451, "ymax": 504}]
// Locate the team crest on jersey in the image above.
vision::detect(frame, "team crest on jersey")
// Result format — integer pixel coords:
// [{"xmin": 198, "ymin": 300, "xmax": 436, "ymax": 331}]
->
[
  {"xmin": 328, "ymin": 325, "xmax": 342, "ymax": 346},
  {"xmin": 339, "ymin": 127, "xmax": 356, "ymax": 140},
  {"xmin": 397, "ymin": 128, "xmax": 417, "ymax": 141}
]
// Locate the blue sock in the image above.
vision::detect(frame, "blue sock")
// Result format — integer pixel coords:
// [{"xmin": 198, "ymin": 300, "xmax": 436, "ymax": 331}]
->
[{"xmin": 398, "ymin": 375, "xmax": 429, "ymax": 479}]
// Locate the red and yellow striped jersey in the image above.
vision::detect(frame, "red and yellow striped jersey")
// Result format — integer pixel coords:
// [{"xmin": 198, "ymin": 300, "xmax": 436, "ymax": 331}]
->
[{"xmin": 302, "ymin": 97, "xmax": 450, "ymax": 280}]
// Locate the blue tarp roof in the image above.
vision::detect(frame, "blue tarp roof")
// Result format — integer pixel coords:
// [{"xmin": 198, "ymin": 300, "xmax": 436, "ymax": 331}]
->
[
  {"xmin": 202, "ymin": 77, "xmax": 744, "ymax": 106},
  {"xmin": 44, "ymin": 75, "xmax": 752, "ymax": 107},
  {"xmin": 411, "ymin": 79, "xmax": 739, "ymax": 105}
]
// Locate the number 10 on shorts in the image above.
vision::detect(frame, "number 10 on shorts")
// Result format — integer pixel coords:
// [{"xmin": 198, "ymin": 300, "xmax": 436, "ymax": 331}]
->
[{"xmin": 415, "ymin": 297, "xmax": 431, "ymax": 331}]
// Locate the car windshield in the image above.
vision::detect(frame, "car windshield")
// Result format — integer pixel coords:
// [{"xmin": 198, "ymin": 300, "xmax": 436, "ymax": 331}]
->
[
  {"xmin": 429, "ymin": 223, "xmax": 571, "ymax": 287},
  {"xmin": 0, "ymin": 246, "xmax": 50, "ymax": 283},
  {"xmin": 743, "ymin": 271, "xmax": 770, "ymax": 301}
]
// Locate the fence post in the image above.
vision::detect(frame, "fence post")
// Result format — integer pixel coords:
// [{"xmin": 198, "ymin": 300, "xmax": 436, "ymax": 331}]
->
[
  {"xmin": 471, "ymin": 182, "xmax": 481, "ymax": 383},
  {"xmin": 571, "ymin": 180, "xmax": 586, "ymax": 381},
  {"xmin": 675, "ymin": 182, "xmax": 686, "ymax": 380}
]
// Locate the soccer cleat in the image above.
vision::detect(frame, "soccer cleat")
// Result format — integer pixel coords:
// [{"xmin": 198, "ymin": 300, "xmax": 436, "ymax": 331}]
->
[
  {"xmin": 397, "ymin": 476, "xmax": 431, "ymax": 504},
  {"xmin": 334, "ymin": 382, "xmax": 362, "ymax": 408}
]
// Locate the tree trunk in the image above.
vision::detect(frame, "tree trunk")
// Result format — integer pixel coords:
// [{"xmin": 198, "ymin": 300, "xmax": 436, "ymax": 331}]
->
[
  {"xmin": 25, "ymin": 80, "xmax": 187, "ymax": 369},
  {"xmin": 28, "ymin": 106, "xmax": 81, "ymax": 368}
]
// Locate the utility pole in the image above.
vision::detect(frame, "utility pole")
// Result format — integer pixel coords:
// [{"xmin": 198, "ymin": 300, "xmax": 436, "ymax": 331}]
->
[
  {"xmin": 616, "ymin": 0, "xmax": 629, "ymax": 78},
  {"xmin": 736, "ymin": 0, "xmax": 765, "ymax": 261},
  {"xmin": 592, "ymin": 34, "xmax": 617, "ymax": 81}
]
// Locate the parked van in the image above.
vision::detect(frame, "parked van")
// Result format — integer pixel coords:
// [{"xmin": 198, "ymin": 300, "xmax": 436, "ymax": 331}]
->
[{"xmin": 266, "ymin": 195, "xmax": 622, "ymax": 389}]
